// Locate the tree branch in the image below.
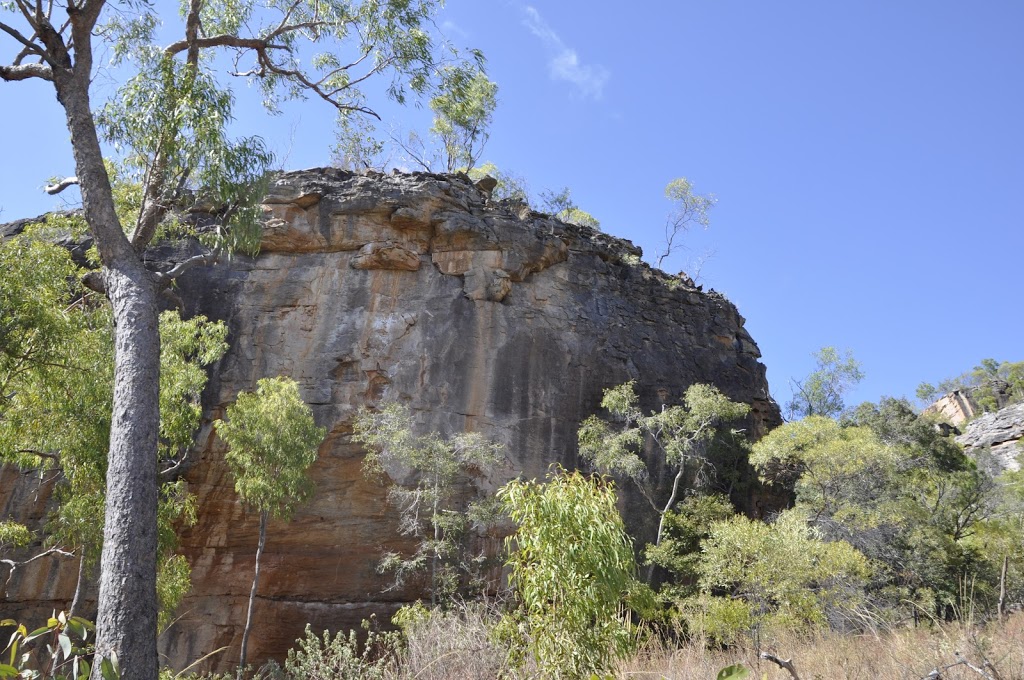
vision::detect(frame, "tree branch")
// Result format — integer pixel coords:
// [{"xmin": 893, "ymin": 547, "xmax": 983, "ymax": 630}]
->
[
  {"xmin": 760, "ymin": 652, "xmax": 801, "ymax": 680},
  {"xmin": 1, "ymin": 546, "xmax": 76, "ymax": 597},
  {"xmin": 0, "ymin": 61, "xmax": 53, "ymax": 81},
  {"xmin": 163, "ymin": 34, "xmax": 283, "ymax": 56},
  {"xmin": 45, "ymin": 175, "xmax": 79, "ymax": 194},
  {"xmin": 154, "ymin": 250, "xmax": 220, "ymax": 284}
]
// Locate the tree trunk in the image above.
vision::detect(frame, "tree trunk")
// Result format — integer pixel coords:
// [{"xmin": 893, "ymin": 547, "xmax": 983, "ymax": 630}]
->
[
  {"xmin": 239, "ymin": 510, "xmax": 268, "ymax": 674},
  {"xmin": 54, "ymin": 64, "xmax": 161, "ymax": 680},
  {"xmin": 69, "ymin": 553, "xmax": 86, "ymax": 619}
]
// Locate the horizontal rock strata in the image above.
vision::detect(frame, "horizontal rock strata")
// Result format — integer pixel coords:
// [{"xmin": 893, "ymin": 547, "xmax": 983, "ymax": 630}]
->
[{"xmin": 1, "ymin": 169, "xmax": 779, "ymax": 670}]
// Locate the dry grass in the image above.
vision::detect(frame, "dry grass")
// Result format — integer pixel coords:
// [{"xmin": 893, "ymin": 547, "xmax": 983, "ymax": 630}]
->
[
  {"xmin": 387, "ymin": 600, "xmax": 511, "ymax": 680},
  {"xmin": 391, "ymin": 606, "xmax": 1024, "ymax": 679},
  {"xmin": 612, "ymin": 612, "xmax": 1024, "ymax": 680}
]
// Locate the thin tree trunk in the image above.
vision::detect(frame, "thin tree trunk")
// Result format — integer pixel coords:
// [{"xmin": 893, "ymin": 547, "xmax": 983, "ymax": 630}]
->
[
  {"xmin": 54, "ymin": 57, "xmax": 162, "ymax": 680},
  {"xmin": 997, "ymin": 554, "xmax": 1008, "ymax": 621},
  {"xmin": 646, "ymin": 464, "xmax": 687, "ymax": 584},
  {"xmin": 239, "ymin": 510, "xmax": 268, "ymax": 674},
  {"xmin": 68, "ymin": 553, "xmax": 86, "ymax": 619}
]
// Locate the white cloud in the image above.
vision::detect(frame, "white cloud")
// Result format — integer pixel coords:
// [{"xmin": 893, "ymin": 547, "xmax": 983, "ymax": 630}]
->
[
  {"xmin": 440, "ymin": 19, "xmax": 469, "ymax": 41},
  {"xmin": 522, "ymin": 5, "xmax": 609, "ymax": 99}
]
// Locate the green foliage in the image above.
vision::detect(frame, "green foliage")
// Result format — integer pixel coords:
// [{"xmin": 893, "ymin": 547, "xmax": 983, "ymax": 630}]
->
[
  {"xmin": 538, "ymin": 187, "xmax": 601, "ymax": 229},
  {"xmin": 644, "ymin": 494, "xmax": 736, "ymax": 598},
  {"xmin": 216, "ymin": 377, "xmax": 325, "ymax": 520},
  {"xmin": 497, "ymin": 469, "xmax": 639, "ymax": 679},
  {"xmin": 99, "ymin": 54, "xmax": 273, "ymax": 255},
  {"xmin": 656, "ymin": 177, "xmax": 716, "ymax": 270},
  {"xmin": 716, "ymin": 664, "xmax": 750, "ymax": 680},
  {"xmin": 430, "ymin": 65, "xmax": 498, "ymax": 172},
  {"xmin": 283, "ymin": 621, "xmax": 399, "ymax": 680},
  {"xmin": 0, "ymin": 231, "xmax": 221, "ymax": 622},
  {"xmin": 786, "ymin": 346, "xmax": 864, "ymax": 419},
  {"xmin": 352, "ymin": 402, "xmax": 502, "ymax": 602},
  {"xmin": 752, "ymin": 403, "xmax": 1014, "ymax": 621},
  {"xmin": 688, "ymin": 509, "xmax": 871, "ymax": 643},
  {"xmin": 578, "ymin": 381, "xmax": 750, "ymax": 551},
  {"xmin": 917, "ymin": 358, "xmax": 1024, "ymax": 411},
  {"xmin": 0, "ymin": 612, "xmax": 107, "ymax": 680},
  {"xmin": 0, "ymin": 521, "xmax": 32, "ymax": 550}
]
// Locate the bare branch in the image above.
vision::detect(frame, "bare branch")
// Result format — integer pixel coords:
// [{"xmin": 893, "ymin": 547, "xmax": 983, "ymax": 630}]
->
[
  {"xmin": 0, "ymin": 61, "xmax": 52, "ymax": 80},
  {"xmin": 164, "ymin": 34, "xmax": 283, "ymax": 56},
  {"xmin": 44, "ymin": 175, "xmax": 79, "ymax": 194},
  {"xmin": 15, "ymin": 448, "xmax": 60, "ymax": 461},
  {"xmin": 1, "ymin": 546, "xmax": 76, "ymax": 597},
  {"xmin": 760, "ymin": 652, "xmax": 801, "ymax": 680},
  {"xmin": 154, "ymin": 250, "xmax": 220, "ymax": 284}
]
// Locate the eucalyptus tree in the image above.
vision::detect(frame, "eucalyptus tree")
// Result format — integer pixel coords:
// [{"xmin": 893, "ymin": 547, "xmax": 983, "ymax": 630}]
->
[
  {"xmin": 786, "ymin": 346, "xmax": 864, "ymax": 419},
  {"xmin": 578, "ymin": 382, "xmax": 750, "ymax": 559},
  {"xmin": 655, "ymin": 177, "xmax": 716, "ymax": 270},
  {"xmin": 352, "ymin": 402, "xmax": 503, "ymax": 605},
  {"xmin": 0, "ymin": 225, "xmax": 226, "ymax": 625},
  {"xmin": 215, "ymin": 376, "xmax": 325, "ymax": 672},
  {"xmin": 0, "ymin": 0, "xmax": 480, "ymax": 673}
]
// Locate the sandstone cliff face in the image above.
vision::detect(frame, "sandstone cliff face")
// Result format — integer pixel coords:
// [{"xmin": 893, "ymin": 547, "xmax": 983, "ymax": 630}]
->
[
  {"xmin": 1, "ymin": 169, "xmax": 779, "ymax": 669},
  {"xmin": 957, "ymin": 402, "xmax": 1024, "ymax": 472}
]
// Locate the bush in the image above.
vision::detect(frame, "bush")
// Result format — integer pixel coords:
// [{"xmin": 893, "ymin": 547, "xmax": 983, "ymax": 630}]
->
[
  {"xmin": 497, "ymin": 469, "xmax": 640, "ymax": 679},
  {"xmin": 283, "ymin": 620, "xmax": 399, "ymax": 680}
]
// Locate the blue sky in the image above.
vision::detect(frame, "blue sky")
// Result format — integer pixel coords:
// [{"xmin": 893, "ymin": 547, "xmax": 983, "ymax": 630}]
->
[{"xmin": 2, "ymin": 0, "xmax": 1022, "ymax": 409}]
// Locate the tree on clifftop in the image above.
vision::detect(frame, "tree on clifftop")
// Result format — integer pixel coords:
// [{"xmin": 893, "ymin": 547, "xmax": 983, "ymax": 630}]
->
[{"xmin": 0, "ymin": 1, "xmax": 481, "ymax": 674}]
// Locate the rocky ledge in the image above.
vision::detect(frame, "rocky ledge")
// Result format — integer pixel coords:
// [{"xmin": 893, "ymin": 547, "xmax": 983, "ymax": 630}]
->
[{"xmin": 1, "ymin": 169, "xmax": 779, "ymax": 670}]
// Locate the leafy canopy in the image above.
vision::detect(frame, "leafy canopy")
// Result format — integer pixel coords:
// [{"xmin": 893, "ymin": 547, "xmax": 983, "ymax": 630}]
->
[
  {"xmin": 786, "ymin": 346, "xmax": 864, "ymax": 419},
  {"xmin": 352, "ymin": 402, "xmax": 503, "ymax": 601},
  {"xmin": 216, "ymin": 376, "xmax": 325, "ymax": 519},
  {"xmin": 578, "ymin": 381, "xmax": 749, "ymax": 553},
  {"xmin": 0, "ymin": 227, "xmax": 225, "ymax": 626},
  {"xmin": 497, "ymin": 469, "xmax": 640, "ymax": 679}
]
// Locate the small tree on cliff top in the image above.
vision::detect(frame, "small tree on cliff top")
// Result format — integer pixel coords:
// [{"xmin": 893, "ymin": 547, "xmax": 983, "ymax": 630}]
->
[
  {"xmin": 215, "ymin": 376, "xmax": 325, "ymax": 673},
  {"xmin": 1, "ymin": 0, "xmax": 483, "ymax": 671}
]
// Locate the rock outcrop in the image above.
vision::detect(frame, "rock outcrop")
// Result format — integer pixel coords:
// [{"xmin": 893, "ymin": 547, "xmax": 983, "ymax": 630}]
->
[
  {"xmin": 1, "ymin": 169, "xmax": 779, "ymax": 670},
  {"xmin": 957, "ymin": 402, "xmax": 1024, "ymax": 471},
  {"xmin": 923, "ymin": 390, "xmax": 978, "ymax": 426}
]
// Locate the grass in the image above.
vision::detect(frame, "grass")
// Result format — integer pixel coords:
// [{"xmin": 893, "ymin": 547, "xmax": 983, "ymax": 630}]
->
[
  {"xmin": 610, "ymin": 612, "xmax": 1024, "ymax": 679},
  {"xmin": 385, "ymin": 607, "xmax": 1024, "ymax": 679}
]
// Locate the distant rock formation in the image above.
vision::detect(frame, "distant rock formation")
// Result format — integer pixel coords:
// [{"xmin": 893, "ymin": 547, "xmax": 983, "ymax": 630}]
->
[
  {"xmin": 956, "ymin": 402, "xmax": 1024, "ymax": 472},
  {"xmin": 923, "ymin": 390, "xmax": 978, "ymax": 425},
  {"xmin": 1, "ymin": 169, "xmax": 780, "ymax": 670}
]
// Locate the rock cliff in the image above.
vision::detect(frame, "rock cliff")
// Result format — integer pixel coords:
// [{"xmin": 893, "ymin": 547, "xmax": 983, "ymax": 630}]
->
[
  {"xmin": 1, "ymin": 169, "xmax": 779, "ymax": 669},
  {"xmin": 957, "ymin": 402, "xmax": 1024, "ymax": 472}
]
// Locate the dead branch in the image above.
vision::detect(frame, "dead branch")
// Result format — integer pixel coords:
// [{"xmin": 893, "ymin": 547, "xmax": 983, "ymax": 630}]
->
[
  {"xmin": 760, "ymin": 652, "xmax": 801, "ymax": 680},
  {"xmin": 1, "ymin": 546, "xmax": 76, "ymax": 597},
  {"xmin": 44, "ymin": 175, "xmax": 78, "ymax": 194}
]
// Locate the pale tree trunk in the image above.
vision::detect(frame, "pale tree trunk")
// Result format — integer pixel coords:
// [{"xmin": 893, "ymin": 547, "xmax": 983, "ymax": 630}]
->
[
  {"xmin": 68, "ymin": 554, "xmax": 86, "ymax": 619},
  {"xmin": 53, "ymin": 50, "xmax": 161, "ymax": 680},
  {"xmin": 239, "ymin": 510, "xmax": 268, "ymax": 674}
]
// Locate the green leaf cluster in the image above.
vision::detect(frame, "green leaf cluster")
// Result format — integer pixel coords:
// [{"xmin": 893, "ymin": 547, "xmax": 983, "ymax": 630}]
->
[
  {"xmin": 0, "ymin": 612, "xmax": 108, "ymax": 680},
  {"xmin": 687, "ymin": 509, "xmax": 871, "ymax": 643},
  {"xmin": 352, "ymin": 402, "xmax": 502, "ymax": 602},
  {"xmin": 786, "ymin": 346, "xmax": 864, "ymax": 419},
  {"xmin": 216, "ymin": 377, "xmax": 325, "ymax": 519},
  {"xmin": 752, "ymin": 399, "xmax": 1019, "ymax": 621},
  {"xmin": 0, "ymin": 229, "xmax": 225, "ymax": 622},
  {"xmin": 430, "ymin": 65, "xmax": 497, "ymax": 172},
  {"xmin": 497, "ymin": 469, "xmax": 639, "ymax": 679}
]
